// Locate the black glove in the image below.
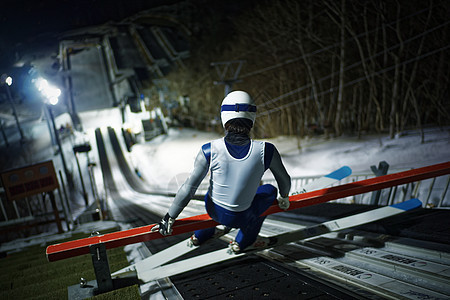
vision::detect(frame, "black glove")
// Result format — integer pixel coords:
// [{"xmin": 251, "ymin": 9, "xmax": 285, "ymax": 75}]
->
[{"xmin": 151, "ymin": 213, "xmax": 175, "ymax": 236}]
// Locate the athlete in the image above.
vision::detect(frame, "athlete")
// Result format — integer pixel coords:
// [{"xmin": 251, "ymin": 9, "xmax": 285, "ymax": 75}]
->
[{"xmin": 153, "ymin": 90, "xmax": 291, "ymax": 252}]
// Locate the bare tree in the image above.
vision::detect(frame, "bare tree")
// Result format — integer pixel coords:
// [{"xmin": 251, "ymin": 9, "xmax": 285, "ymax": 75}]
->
[{"xmin": 165, "ymin": 0, "xmax": 450, "ymax": 139}]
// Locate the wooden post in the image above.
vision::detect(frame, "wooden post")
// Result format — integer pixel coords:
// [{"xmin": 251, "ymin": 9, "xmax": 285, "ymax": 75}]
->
[{"xmin": 48, "ymin": 191, "xmax": 63, "ymax": 233}]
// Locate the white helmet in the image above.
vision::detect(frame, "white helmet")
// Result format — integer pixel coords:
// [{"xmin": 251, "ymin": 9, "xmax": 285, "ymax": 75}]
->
[{"xmin": 220, "ymin": 91, "xmax": 256, "ymax": 128}]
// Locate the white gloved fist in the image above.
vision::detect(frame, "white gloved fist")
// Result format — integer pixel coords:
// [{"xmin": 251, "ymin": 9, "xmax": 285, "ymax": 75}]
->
[
  {"xmin": 151, "ymin": 213, "xmax": 175, "ymax": 236},
  {"xmin": 277, "ymin": 196, "xmax": 290, "ymax": 210}
]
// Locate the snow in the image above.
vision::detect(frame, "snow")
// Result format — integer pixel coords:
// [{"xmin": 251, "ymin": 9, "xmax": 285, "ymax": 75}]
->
[
  {"xmin": 129, "ymin": 126, "xmax": 450, "ymax": 189},
  {"xmin": 0, "ymin": 220, "xmax": 118, "ymax": 253},
  {"xmin": 130, "ymin": 128, "xmax": 221, "ymax": 191},
  {"xmin": 273, "ymin": 129, "xmax": 450, "ymax": 176}
]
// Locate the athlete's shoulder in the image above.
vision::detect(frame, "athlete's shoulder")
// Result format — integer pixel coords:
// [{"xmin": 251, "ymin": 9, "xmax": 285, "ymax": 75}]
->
[
  {"xmin": 252, "ymin": 140, "xmax": 275, "ymax": 149},
  {"xmin": 251, "ymin": 139, "xmax": 266, "ymax": 147},
  {"xmin": 200, "ymin": 142, "xmax": 211, "ymax": 162}
]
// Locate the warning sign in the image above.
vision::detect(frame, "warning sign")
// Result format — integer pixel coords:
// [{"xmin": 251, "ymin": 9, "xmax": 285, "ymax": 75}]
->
[{"xmin": 0, "ymin": 160, "xmax": 59, "ymax": 201}]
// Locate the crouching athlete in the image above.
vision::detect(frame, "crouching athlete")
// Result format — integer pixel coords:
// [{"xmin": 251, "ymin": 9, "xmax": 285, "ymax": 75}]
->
[{"xmin": 153, "ymin": 91, "xmax": 291, "ymax": 253}]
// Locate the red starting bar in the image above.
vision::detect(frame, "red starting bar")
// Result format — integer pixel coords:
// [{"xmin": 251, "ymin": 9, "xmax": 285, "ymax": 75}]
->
[{"xmin": 47, "ymin": 161, "xmax": 450, "ymax": 262}]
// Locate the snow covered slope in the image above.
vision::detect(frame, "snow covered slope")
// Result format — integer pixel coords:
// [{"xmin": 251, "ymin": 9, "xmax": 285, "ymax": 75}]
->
[{"xmin": 128, "ymin": 126, "xmax": 449, "ymax": 189}]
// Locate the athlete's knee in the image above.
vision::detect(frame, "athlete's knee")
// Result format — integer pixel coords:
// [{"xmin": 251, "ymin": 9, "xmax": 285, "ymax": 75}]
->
[{"xmin": 257, "ymin": 184, "xmax": 277, "ymax": 196}]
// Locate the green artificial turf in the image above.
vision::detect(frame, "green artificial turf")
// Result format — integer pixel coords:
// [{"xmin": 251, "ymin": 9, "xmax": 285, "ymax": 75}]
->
[{"xmin": 0, "ymin": 226, "xmax": 139, "ymax": 300}]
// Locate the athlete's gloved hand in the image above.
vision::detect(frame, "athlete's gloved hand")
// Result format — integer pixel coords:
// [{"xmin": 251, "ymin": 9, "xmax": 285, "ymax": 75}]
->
[
  {"xmin": 151, "ymin": 213, "xmax": 175, "ymax": 236},
  {"xmin": 277, "ymin": 196, "xmax": 290, "ymax": 210}
]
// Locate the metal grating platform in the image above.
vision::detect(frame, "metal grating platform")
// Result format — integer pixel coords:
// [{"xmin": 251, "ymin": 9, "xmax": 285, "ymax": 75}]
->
[{"xmin": 171, "ymin": 256, "xmax": 359, "ymax": 299}]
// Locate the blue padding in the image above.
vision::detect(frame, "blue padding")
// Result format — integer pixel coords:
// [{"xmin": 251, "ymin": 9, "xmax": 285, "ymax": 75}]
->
[
  {"xmin": 221, "ymin": 104, "xmax": 257, "ymax": 112},
  {"xmin": 391, "ymin": 198, "xmax": 422, "ymax": 211},
  {"xmin": 202, "ymin": 143, "xmax": 211, "ymax": 162},
  {"xmin": 324, "ymin": 166, "xmax": 352, "ymax": 180}
]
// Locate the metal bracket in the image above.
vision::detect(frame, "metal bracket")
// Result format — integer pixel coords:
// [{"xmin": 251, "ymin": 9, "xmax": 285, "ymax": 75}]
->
[
  {"xmin": 370, "ymin": 161, "xmax": 390, "ymax": 205},
  {"xmin": 89, "ymin": 242, "xmax": 113, "ymax": 294},
  {"xmin": 68, "ymin": 232, "xmax": 139, "ymax": 299}
]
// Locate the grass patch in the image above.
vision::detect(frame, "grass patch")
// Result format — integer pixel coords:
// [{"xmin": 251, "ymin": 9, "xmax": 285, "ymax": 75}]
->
[{"xmin": 0, "ymin": 226, "xmax": 139, "ymax": 300}]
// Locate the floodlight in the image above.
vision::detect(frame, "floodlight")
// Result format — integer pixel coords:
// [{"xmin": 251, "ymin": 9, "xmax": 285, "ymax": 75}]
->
[
  {"xmin": 0, "ymin": 74, "xmax": 12, "ymax": 86},
  {"xmin": 33, "ymin": 77, "xmax": 61, "ymax": 105},
  {"xmin": 35, "ymin": 78, "xmax": 48, "ymax": 91},
  {"xmin": 49, "ymin": 96, "xmax": 59, "ymax": 105}
]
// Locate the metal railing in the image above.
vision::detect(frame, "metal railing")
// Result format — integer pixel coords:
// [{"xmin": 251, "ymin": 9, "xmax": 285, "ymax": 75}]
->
[{"xmin": 263, "ymin": 171, "xmax": 450, "ymax": 209}]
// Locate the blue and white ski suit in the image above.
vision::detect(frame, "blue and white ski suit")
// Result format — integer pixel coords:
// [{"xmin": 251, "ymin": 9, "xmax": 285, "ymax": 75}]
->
[{"xmin": 168, "ymin": 134, "xmax": 291, "ymax": 249}]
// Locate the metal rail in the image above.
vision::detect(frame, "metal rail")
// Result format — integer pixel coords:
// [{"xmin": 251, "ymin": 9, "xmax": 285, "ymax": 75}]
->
[{"xmin": 263, "ymin": 168, "xmax": 450, "ymax": 208}]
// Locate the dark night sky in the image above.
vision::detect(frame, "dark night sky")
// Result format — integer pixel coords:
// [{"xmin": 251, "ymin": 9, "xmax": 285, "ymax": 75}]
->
[
  {"xmin": 1, "ymin": 1, "xmax": 184, "ymax": 41},
  {"xmin": 0, "ymin": 0, "xmax": 181, "ymax": 69}
]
